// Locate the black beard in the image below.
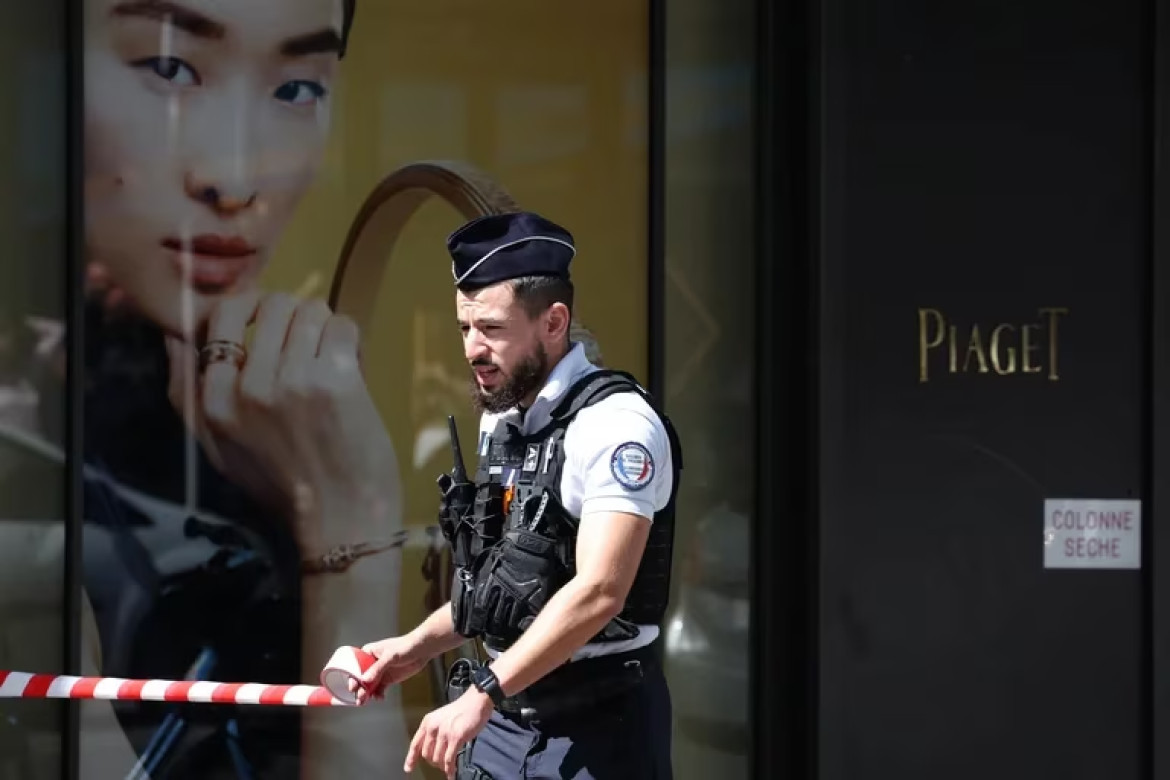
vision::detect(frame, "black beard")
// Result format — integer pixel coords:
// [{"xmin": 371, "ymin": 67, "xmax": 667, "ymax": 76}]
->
[{"xmin": 469, "ymin": 343, "xmax": 548, "ymax": 415}]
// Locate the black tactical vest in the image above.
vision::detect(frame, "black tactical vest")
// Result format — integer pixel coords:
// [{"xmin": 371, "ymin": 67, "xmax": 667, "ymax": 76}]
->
[{"xmin": 445, "ymin": 369, "xmax": 683, "ymax": 651}]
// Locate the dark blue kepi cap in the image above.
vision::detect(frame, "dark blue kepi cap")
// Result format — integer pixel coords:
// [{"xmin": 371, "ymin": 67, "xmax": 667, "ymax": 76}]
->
[{"xmin": 447, "ymin": 211, "xmax": 576, "ymax": 290}]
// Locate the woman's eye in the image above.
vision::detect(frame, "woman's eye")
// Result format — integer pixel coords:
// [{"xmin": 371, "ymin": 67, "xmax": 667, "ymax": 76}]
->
[
  {"xmin": 130, "ymin": 56, "xmax": 200, "ymax": 87},
  {"xmin": 273, "ymin": 80, "xmax": 327, "ymax": 106}
]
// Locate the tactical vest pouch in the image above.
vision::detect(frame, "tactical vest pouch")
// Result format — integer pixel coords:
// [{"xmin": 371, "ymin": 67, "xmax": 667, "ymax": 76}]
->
[
  {"xmin": 437, "ymin": 474, "xmax": 476, "ymax": 557},
  {"xmin": 444, "ymin": 483, "xmax": 504, "ymax": 568},
  {"xmin": 449, "ymin": 482, "xmax": 509, "ymax": 637},
  {"xmin": 452, "ymin": 545, "xmax": 502, "ymax": 637},
  {"xmin": 471, "ymin": 482, "xmax": 506, "ymax": 552},
  {"xmin": 450, "ymin": 564, "xmax": 476, "ymax": 637}
]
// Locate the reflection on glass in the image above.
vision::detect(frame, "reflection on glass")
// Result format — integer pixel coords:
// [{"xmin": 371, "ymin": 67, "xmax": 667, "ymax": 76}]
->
[
  {"xmin": 79, "ymin": 0, "xmax": 412, "ymax": 775},
  {"xmin": 663, "ymin": 0, "xmax": 756, "ymax": 776},
  {"xmin": 72, "ymin": 1, "xmax": 650, "ymax": 779},
  {"xmin": 0, "ymin": 3, "xmax": 68, "ymax": 779}
]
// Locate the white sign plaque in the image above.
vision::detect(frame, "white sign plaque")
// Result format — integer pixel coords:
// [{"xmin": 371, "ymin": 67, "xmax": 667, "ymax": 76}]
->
[{"xmin": 1043, "ymin": 499, "xmax": 1141, "ymax": 570}]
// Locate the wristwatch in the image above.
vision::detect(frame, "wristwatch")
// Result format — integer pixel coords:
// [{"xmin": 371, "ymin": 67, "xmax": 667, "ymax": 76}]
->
[{"xmin": 470, "ymin": 665, "xmax": 506, "ymax": 706}]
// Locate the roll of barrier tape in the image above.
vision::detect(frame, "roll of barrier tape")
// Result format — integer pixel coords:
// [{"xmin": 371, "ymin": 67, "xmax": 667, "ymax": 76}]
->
[{"xmin": 318, "ymin": 645, "xmax": 378, "ymax": 705}]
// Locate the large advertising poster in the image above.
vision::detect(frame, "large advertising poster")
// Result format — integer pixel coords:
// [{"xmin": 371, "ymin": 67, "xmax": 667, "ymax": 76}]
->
[{"xmin": 77, "ymin": 0, "xmax": 648, "ymax": 777}]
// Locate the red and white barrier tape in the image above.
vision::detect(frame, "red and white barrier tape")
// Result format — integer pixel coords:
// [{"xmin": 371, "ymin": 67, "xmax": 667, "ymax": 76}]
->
[
  {"xmin": 0, "ymin": 670, "xmax": 342, "ymax": 707},
  {"xmin": 0, "ymin": 645, "xmax": 379, "ymax": 708}
]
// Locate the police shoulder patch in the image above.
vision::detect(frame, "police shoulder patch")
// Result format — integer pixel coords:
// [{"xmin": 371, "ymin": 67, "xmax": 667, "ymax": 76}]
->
[{"xmin": 610, "ymin": 441, "xmax": 655, "ymax": 491}]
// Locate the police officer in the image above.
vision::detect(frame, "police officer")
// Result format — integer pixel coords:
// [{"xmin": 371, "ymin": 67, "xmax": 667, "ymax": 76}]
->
[{"xmin": 354, "ymin": 211, "xmax": 682, "ymax": 779}]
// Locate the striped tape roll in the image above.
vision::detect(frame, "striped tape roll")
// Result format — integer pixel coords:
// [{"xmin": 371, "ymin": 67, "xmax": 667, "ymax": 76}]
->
[
  {"xmin": 318, "ymin": 645, "xmax": 378, "ymax": 706},
  {"xmin": 0, "ymin": 670, "xmax": 345, "ymax": 707}
]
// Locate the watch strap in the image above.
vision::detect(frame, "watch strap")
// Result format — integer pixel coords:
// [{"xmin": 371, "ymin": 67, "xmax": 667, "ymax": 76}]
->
[{"xmin": 472, "ymin": 665, "xmax": 506, "ymax": 706}]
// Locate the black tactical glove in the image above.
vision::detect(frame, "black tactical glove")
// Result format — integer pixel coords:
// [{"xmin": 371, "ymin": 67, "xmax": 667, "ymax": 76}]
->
[
  {"xmin": 474, "ymin": 526, "xmax": 570, "ymax": 648},
  {"xmin": 466, "ymin": 490, "xmax": 575, "ymax": 647}
]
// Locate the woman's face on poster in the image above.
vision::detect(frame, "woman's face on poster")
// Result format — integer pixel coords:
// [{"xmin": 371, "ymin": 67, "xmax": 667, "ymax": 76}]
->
[{"xmin": 84, "ymin": 0, "xmax": 345, "ymax": 335}]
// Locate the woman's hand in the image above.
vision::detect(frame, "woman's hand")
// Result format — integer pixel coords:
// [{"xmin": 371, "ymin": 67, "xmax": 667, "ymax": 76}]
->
[{"xmin": 164, "ymin": 291, "xmax": 401, "ymax": 556}]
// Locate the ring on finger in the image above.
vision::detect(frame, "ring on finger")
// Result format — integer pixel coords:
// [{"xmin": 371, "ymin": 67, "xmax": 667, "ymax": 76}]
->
[{"xmin": 198, "ymin": 339, "xmax": 248, "ymax": 372}]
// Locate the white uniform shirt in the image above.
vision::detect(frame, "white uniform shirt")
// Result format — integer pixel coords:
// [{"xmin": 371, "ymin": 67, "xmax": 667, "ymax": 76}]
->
[{"xmin": 478, "ymin": 342, "xmax": 673, "ymax": 660}]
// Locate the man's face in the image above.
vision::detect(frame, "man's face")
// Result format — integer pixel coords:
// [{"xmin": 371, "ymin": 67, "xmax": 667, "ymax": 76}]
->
[{"xmin": 456, "ymin": 282, "xmax": 549, "ymax": 414}]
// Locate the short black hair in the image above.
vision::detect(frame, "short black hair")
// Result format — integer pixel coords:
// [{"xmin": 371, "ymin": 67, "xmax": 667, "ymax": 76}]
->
[
  {"xmin": 340, "ymin": 0, "xmax": 356, "ymax": 58},
  {"xmin": 510, "ymin": 275, "xmax": 574, "ymax": 320}
]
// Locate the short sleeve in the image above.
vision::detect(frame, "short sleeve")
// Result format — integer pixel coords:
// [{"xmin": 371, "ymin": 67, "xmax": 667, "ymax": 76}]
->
[{"xmin": 569, "ymin": 403, "xmax": 672, "ymax": 521}]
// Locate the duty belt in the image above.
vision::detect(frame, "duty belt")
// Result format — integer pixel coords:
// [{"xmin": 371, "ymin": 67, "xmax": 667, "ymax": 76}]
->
[{"xmin": 448, "ymin": 643, "xmax": 658, "ymax": 727}]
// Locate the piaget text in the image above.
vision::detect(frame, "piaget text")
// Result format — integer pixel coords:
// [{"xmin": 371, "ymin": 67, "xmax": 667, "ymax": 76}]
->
[{"xmin": 918, "ymin": 307, "xmax": 1068, "ymax": 383}]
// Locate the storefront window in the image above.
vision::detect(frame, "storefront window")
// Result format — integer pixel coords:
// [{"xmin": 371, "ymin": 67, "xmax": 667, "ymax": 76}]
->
[
  {"xmin": 0, "ymin": 2, "xmax": 69, "ymax": 779},
  {"xmin": 77, "ymin": 0, "xmax": 650, "ymax": 777},
  {"xmin": 662, "ymin": 0, "xmax": 756, "ymax": 776}
]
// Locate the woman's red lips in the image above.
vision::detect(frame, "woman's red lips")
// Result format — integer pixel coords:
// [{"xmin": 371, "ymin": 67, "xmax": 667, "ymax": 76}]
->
[
  {"xmin": 162, "ymin": 235, "xmax": 257, "ymax": 258},
  {"xmin": 163, "ymin": 235, "xmax": 257, "ymax": 291}
]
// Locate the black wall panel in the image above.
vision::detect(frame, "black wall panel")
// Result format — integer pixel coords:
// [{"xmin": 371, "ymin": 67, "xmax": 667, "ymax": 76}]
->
[{"xmin": 816, "ymin": 0, "xmax": 1150, "ymax": 777}]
